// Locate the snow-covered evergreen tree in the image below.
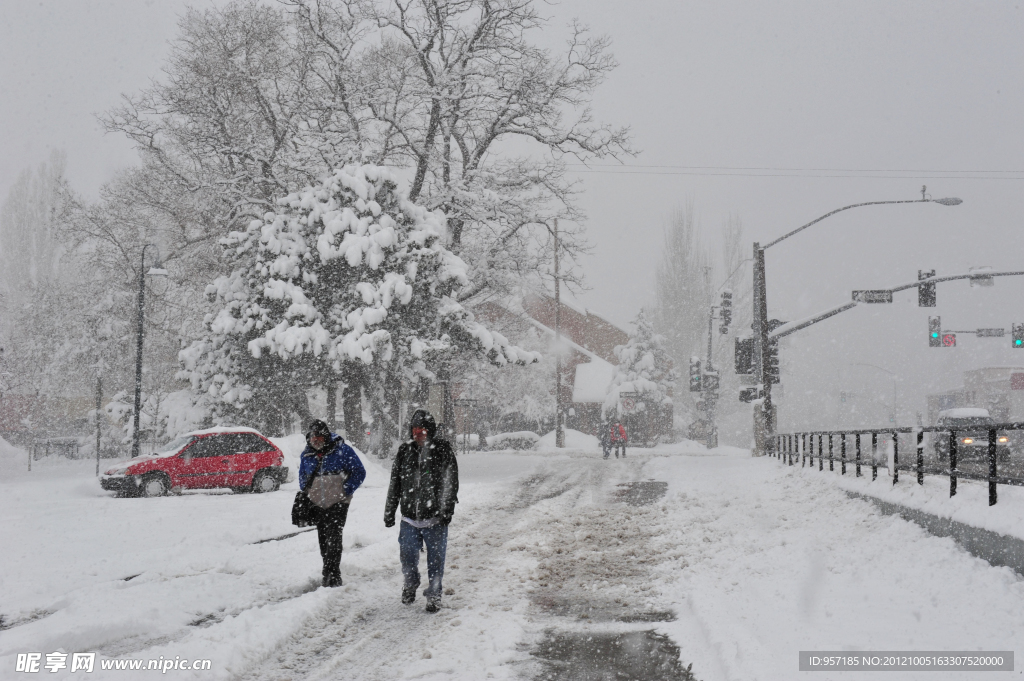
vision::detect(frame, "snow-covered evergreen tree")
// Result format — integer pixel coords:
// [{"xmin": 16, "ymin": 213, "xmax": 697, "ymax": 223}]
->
[
  {"xmin": 179, "ymin": 164, "xmax": 538, "ymax": 453},
  {"xmin": 602, "ymin": 309, "xmax": 676, "ymax": 426}
]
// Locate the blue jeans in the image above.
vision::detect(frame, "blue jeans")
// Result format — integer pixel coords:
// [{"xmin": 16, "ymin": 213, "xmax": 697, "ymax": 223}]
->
[{"xmin": 398, "ymin": 521, "xmax": 448, "ymax": 599}]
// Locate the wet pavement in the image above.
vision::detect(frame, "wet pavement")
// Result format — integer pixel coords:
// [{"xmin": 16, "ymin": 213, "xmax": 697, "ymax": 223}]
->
[
  {"xmin": 530, "ymin": 478, "xmax": 696, "ymax": 680},
  {"xmin": 532, "ymin": 630, "xmax": 698, "ymax": 681},
  {"xmin": 612, "ymin": 481, "xmax": 668, "ymax": 506}
]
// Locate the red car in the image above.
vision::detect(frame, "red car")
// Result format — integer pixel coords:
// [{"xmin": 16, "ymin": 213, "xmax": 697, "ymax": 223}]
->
[{"xmin": 100, "ymin": 428, "xmax": 288, "ymax": 497}]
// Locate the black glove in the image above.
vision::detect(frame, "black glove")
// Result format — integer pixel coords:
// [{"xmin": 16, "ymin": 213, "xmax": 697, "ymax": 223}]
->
[
  {"xmin": 384, "ymin": 516, "xmax": 395, "ymax": 528},
  {"xmin": 439, "ymin": 511, "xmax": 453, "ymax": 525}
]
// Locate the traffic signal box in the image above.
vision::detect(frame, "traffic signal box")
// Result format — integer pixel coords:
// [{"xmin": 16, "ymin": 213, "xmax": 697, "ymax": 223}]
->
[
  {"xmin": 929, "ymin": 316, "xmax": 942, "ymax": 347},
  {"xmin": 918, "ymin": 269, "xmax": 936, "ymax": 307},
  {"xmin": 763, "ymin": 339, "xmax": 780, "ymax": 384},
  {"xmin": 689, "ymin": 357, "xmax": 702, "ymax": 392},
  {"xmin": 734, "ymin": 337, "xmax": 754, "ymax": 375},
  {"xmin": 719, "ymin": 290, "xmax": 733, "ymax": 334},
  {"xmin": 1014, "ymin": 323, "xmax": 1024, "ymax": 348}
]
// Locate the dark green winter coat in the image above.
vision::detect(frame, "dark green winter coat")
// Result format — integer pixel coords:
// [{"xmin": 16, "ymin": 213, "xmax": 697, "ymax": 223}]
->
[{"xmin": 384, "ymin": 438, "xmax": 459, "ymax": 525}]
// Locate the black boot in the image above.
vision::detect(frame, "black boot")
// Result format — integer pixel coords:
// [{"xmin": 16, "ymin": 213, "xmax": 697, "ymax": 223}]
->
[
  {"xmin": 402, "ymin": 585, "xmax": 417, "ymax": 604},
  {"xmin": 425, "ymin": 596, "xmax": 441, "ymax": 613}
]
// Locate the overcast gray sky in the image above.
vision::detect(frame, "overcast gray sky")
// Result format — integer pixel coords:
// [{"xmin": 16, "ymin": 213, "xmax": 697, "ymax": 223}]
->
[{"xmin": 3, "ymin": 0, "xmax": 1024, "ymax": 428}]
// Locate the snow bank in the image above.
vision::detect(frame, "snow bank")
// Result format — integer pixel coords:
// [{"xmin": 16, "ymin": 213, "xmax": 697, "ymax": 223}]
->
[
  {"xmin": 536, "ymin": 428, "xmax": 599, "ymax": 451},
  {"xmin": 487, "ymin": 431, "xmax": 540, "ymax": 451},
  {"xmin": 0, "ymin": 435, "xmax": 27, "ymax": 479},
  {"xmin": 801, "ymin": 461, "xmax": 1024, "ymax": 543}
]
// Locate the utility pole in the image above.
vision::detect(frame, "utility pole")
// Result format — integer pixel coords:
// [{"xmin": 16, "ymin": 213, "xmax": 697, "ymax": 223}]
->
[
  {"xmin": 554, "ymin": 219, "xmax": 565, "ymax": 448},
  {"xmin": 704, "ymin": 307, "xmax": 719, "ymax": 449},
  {"xmin": 95, "ymin": 375, "xmax": 102, "ymax": 476}
]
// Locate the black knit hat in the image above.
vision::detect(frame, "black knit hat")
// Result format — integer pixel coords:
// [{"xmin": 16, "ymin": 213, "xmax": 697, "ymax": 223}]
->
[
  {"xmin": 308, "ymin": 419, "xmax": 331, "ymax": 439},
  {"xmin": 408, "ymin": 409, "xmax": 437, "ymax": 439}
]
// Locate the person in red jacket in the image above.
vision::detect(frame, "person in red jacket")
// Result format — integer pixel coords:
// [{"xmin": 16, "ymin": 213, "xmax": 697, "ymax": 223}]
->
[{"xmin": 610, "ymin": 421, "xmax": 628, "ymax": 458}]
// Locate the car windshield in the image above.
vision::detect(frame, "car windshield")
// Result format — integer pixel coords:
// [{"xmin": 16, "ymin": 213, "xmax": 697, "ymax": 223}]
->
[
  {"xmin": 943, "ymin": 417, "xmax": 994, "ymax": 429},
  {"xmin": 157, "ymin": 435, "xmax": 196, "ymax": 454}
]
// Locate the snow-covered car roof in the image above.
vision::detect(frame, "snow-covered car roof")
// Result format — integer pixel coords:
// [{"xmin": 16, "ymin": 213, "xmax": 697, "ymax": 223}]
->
[
  {"xmin": 182, "ymin": 426, "xmax": 267, "ymax": 438},
  {"xmin": 938, "ymin": 408, "xmax": 991, "ymax": 419}
]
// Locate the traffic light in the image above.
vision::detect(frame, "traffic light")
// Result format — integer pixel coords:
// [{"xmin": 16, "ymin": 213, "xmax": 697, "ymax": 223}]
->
[
  {"xmin": 719, "ymin": 290, "xmax": 732, "ymax": 334},
  {"xmin": 689, "ymin": 357, "xmax": 702, "ymax": 392},
  {"xmin": 763, "ymin": 339, "xmax": 780, "ymax": 384},
  {"xmin": 929, "ymin": 316, "xmax": 941, "ymax": 347},
  {"xmin": 918, "ymin": 269, "xmax": 936, "ymax": 307},
  {"xmin": 734, "ymin": 337, "xmax": 754, "ymax": 375},
  {"xmin": 1013, "ymin": 323, "xmax": 1024, "ymax": 348}
]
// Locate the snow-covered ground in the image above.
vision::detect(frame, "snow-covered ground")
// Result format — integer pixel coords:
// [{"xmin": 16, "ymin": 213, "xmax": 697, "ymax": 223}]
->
[{"xmin": 2, "ymin": 437, "xmax": 1022, "ymax": 680}]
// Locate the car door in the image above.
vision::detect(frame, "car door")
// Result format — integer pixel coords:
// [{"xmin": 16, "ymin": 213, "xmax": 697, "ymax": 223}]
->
[
  {"xmin": 233, "ymin": 433, "xmax": 276, "ymax": 484},
  {"xmin": 175, "ymin": 436, "xmax": 223, "ymax": 488},
  {"xmin": 181, "ymin": 435, "xmax": 236, "ymax": 488},
  {"xmin": 221, "ymin": 433, "xmax": 260, "ymax": 487}
]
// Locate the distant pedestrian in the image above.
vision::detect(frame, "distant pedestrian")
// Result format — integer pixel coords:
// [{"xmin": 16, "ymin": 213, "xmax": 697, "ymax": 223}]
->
[
  {"xmin": 299, "ymin": 419, "xmax": 366, "ymax": 588},
  {"xmin": 600, "ymin": 422, "xmax": 612, "ymax": 459},
  {"xmin": 384, "ymin": 410, "xmax": 459, "ymax": 613},
  {"xmin": 611, "ymin": 421, "xmax": 628, "ymax": 458}
]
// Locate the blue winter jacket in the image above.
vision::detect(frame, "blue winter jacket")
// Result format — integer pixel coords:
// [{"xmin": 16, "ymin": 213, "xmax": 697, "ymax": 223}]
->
[{"xmin": 298, "ymin": 434, "xmax": 366, "ymax": 498}]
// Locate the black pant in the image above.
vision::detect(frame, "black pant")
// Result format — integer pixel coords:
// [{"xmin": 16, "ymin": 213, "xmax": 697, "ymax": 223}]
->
[
  {"xmin": 614, "ymin": 443, "xmax": 626, "ymax": 458},
  {"xmin": 315, "ymin": 502, "xmax": 350, "ymax": 578}
]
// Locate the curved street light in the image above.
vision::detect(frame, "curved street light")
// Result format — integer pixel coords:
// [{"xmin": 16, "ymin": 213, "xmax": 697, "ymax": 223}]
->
[
  {"xmin": 131, "ymin": 244, "xmax": 167, "ymax": 458},
  {"xmin": 752, "ymin": 192, "xmax": 961, "ymax": 455}
]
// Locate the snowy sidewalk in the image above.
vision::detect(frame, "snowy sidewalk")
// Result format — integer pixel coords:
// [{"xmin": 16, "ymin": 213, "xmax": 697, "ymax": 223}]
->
[{"xmin": 2, "ymin": 443, "xmax": 1022, "ymax": 680}]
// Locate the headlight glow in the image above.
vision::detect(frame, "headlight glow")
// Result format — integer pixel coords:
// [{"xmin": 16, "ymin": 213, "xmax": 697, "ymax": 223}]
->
[
  {"xmin": 998, "ymin": 436, "xmax": 1009, "ymax": 443},
  {"xmin": 961, "ymin": 437, "xmax": 974, "ymax": 445}
]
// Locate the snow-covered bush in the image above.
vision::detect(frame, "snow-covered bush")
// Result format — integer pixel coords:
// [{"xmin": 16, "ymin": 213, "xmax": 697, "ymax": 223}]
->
[{"xmin": 180, "ymin": 164, "xmax": 539, "ymax": 454}]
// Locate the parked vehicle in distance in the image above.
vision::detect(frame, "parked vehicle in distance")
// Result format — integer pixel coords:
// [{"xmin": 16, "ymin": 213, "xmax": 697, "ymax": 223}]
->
[
  {"xmin": 100, "ymin": 427, "xmax": 288, "ymax": 497},
  {"xmin": 933, "ymin": 408, "xmax": 1011, "ymax": 463}
]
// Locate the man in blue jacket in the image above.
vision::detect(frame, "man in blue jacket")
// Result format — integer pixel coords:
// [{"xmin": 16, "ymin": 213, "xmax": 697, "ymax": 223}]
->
[{"xmin": 299, "ymin": 419, "xmax": 366, "ymax": 587}]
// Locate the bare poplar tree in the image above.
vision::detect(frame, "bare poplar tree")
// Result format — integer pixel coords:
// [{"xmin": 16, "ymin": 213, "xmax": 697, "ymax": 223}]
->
[{"xmin": 653, "ymin": 204, "xmax": 713, "ymax": 374}]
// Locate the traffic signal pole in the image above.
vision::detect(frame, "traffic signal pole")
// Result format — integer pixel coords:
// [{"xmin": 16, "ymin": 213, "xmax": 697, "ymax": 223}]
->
[{"xmin": 748, "ymin": 194, "xmax": 962, "ymax": 457}]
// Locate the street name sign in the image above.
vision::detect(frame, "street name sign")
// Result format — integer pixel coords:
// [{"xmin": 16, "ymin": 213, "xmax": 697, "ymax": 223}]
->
[{"xmin": 852, "ymin": 290, "xmax": 893, "ymax": 303}]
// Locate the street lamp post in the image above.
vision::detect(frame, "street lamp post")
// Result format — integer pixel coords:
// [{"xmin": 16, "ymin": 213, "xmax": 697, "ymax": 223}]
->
[
  {"xmin": 751, "ymin": 192, "xmax": 961, "ymax": 455},
  {"xmin": 130, "ymin": 244, "xmax": 167, "ymax": 458}
]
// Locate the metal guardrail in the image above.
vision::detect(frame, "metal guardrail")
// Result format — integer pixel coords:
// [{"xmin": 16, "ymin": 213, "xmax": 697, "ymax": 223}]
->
[{"xmin": 773, "ymin": 423, "xmax": 1024, "ymax": 506}]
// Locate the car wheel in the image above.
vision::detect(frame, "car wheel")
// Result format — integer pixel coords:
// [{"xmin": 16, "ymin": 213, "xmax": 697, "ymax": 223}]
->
[
  {"xmin": 141, "ymin": 474, "xmax": 170, "ymax": 498},
  {"xmin": 251, "ymin": 470, "xmax": 280, "ymax": 493}
]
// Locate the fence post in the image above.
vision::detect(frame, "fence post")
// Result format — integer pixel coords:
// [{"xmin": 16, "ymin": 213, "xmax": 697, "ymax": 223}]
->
[
  {"xmin": 949, "ymin": 430, "xmax": 957, "ymax": 498},
  {"xmin": 916, "ymin": 430, "xmax": 924, "ymax": 485},
  {"xmin": 841, "ymin": 433, "xmax": 846, "ymax": 475},
  {"xmin": 802, "ymin": 433, "xmax": 806, "ymax": 468},
  {"xmin": 788, "ymin": 435, "xmax": 793, "ymax": 466},
  {"xmin": 892, "ymin": 432, "xmax": 899, "ymax": 485},
  {"xmin": 855, "ymin": 433, "xmax": 862, "ymax": 477},
  {"xmin": 819, "ymin": 434, "xmax": 824, "ymax": 471},
  {"xmin": 828, "ymin": 433, "xmax": 834, "ymax": 471},
  {"xmin": 988, "ymin": 429, "xmax": 998, "ymax": 506},
  {"xmin": 871, "ymin": 432, "xmax": 878, "ymax": 481}
]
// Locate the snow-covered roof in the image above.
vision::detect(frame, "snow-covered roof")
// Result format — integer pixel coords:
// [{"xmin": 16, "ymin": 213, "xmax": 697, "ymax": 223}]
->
[
  {"xmin": 572, "ymin": 358, "xmax": 615, "ymax": 403},
  {"xmin": 938, "ymin": 408, "xmax": 990, "ymax": 419}
]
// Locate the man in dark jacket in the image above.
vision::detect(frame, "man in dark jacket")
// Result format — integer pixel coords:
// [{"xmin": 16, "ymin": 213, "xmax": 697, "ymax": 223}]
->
[
  {"xmin": 384, "ymin": 409, "xmax": 459, "ymax": 613},
  {"xmin": 299, "ymin": 419, "xmax": 366, "ymax": 588}
]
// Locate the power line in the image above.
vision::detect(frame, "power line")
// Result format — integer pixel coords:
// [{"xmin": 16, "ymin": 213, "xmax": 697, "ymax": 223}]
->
[{"xmin": 562, "ymin": 163, "xmax": 1024, "ymax": 180}]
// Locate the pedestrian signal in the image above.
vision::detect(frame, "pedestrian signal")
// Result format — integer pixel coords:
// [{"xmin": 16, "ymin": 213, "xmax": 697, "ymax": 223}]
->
[{"xmin": 1013, "ymin": 323, "xmax": 1024, "ymax": 348}]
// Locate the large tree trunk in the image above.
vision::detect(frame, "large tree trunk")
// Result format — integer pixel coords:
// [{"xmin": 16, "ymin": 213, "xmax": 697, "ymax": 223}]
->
[
  {"xmin": 341, "ymin": 377, "xmax": 364, "ymax": 451},
  {"xmin": 325, "ymin": 380, "xmax": 337, "ymax": 431}
]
